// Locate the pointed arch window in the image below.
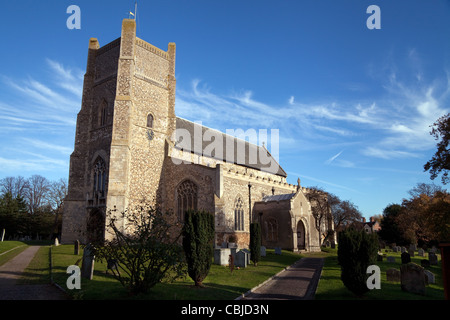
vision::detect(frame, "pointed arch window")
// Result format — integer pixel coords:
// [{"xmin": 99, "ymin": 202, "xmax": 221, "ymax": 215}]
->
[
  {"xmin": 176, "ymin": 180, "xmax": 198, "ymax": 221},
  {"xmin": 93, "ymin": 157, "xmax": 106, "ymax": 197},
  {"xmin": 147, "ymin": 113, "xmax": 154, "ymax": 128},
  {"xmin": 234, "ymin": 197, "xmax": 245, "ymax": 231}
]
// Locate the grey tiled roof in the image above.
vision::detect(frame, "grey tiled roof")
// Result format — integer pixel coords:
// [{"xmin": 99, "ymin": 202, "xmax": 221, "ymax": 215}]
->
[
  {"xmin": 262, "ymin": 193, "xmax": 296, "ymax": 202},
  {"xmin": 174, "ymin": 117, "xmax": 287, "ymax": 177}
]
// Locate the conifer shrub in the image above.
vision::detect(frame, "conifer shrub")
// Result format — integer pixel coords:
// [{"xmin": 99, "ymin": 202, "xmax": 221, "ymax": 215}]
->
[
  {"xmin": 250, "ymin": 222, "xmax": 261, "ymax": 266},
  {"xmin": 337, "ymin": 228, "xmax": 379, "ymax": 297},
  {"xmin": 182, "ymin": 209, "xmax": 215, "ymax": 287}
]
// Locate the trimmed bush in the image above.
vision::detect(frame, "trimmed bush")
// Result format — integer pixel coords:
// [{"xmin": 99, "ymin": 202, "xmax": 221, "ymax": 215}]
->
[
  {"xmin": 338, "ymin": 228, "xmax": 379, "ymax": 297},
  {"xmin": 250, "ymin": 222, "xmax": 261, "ymax": 266},
  {"xmin": 182, "ymin": 209, "xmax": 215, "ymax": 287}
]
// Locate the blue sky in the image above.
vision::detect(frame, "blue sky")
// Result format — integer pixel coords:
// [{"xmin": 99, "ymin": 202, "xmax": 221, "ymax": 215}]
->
[{"xmin": 0, "ymin": 0, "xmax": 449, "ymax": 219}]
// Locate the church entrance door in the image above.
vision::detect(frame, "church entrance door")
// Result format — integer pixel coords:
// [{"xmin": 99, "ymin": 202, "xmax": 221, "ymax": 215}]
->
[{"xmin": 297, "ymin": 220, "xmax": 305, "ymax": 250}]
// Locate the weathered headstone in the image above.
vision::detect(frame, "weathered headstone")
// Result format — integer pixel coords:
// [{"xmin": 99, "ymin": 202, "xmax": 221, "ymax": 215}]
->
[
  {"xmin": 274, "ymin": 247, "xmax": 282, "ymax": 255},
  {"xmin": 241, "ymin": 249, "xmax": 251, "ymax": 264},
  {"xmin": 387, "ymin": 256, "xmax": 396, "ymax": 263},
  {"xmin": 393, "ymin": 246, "xmax": 398, "ymax": 253},
  {"xmin": 260, "ymin": 246, "xmax": 266, "ymax": 257},
  {"xmin": 401, "ymin": 252, "xmax": 411, "ymax": 264},
  {"xmin": 418, "ymin": 248, "xmax": 425, "ymax": 257},
  {"xmin": 235, "ymin": 250, "xmax": 248, "ymax": 268},
  {"xmin": 214, "ymin": 248, "xmax": 231, "ymax": 266},
  {"xmin": 54, "ymin": 237, "xmax": 59, "ymax": 246},
  {"xmin": 400, "ymin": 263, "xmax": 426, "ymax": 295},
  {"xmin": 81, "ymin": 244, "xmax": 95, "ymax": 280},
  {"xmin": 408, "ymin": 249, "xmax": 415, "ymax": 257},
  {"xmin": 74, "ymin": 240, "xmax": 80, "ymax": 255},
  {"xmin": 401, "ymin": 247, "xmax": 407, "ymax": 253},
  {"xmin": 429, "ymin": 252, "xmax": 438, "ymax": 266},
  {"xmin": 424, "ymin": 270, "xmax": 435, "ymax": 285},
  {"xmin": 386, "ymin": 268, "xmax": 401, "ymax": 282}
]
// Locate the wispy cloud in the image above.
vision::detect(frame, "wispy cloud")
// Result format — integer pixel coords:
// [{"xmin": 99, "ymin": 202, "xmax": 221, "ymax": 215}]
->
[
  {"xmin": 325, "ymin": 150, "xmax": 344, "ymax": 165},
  {"xmin": 0, "ymin": 59, "xmax": 82, "ymax": 177}
]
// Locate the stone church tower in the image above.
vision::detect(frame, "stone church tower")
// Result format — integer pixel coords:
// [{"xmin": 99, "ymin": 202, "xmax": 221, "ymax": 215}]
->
[
  {"xmin": 62, "ymin": 19, "xmax": 176, "ymax": 243},
  {"xmin": 62, "ymin": 19, "xmax": 333, "ymax": 251}
]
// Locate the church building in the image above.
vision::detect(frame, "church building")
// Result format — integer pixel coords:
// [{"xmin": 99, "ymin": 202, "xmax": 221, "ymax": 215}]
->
[{"xmin": 61, "ymin": 19, "xmax": 333, "ymax": 252}]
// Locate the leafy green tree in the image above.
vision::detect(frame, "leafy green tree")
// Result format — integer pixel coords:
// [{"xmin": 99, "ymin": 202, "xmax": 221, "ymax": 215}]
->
[
  {"xmin": 424, "ymin": 113, "xmax": 450, "ymax": 184},
  {"xmin": 338, "ymin": 228, "xmax": 379, "ymax": 297},
  {"xmin": 250, "ymin": 222, "xmax": 261, "ymax": 266},
  {"xmin": 182, "ymin": 209, "xmax": 215, "ymax": 287},
  {"xmin": 378, "ymin": 204, "xmax": 407, "ymax": 245}
]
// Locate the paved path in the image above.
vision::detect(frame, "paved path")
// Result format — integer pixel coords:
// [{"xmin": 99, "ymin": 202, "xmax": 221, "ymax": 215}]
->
[
  {"xmin": 240, "ymin": 257, "xmax": 324, "ymax": 300},
  {"xmin": 0, "ymin": 246, "xmax": 69, "ymax": 300}
]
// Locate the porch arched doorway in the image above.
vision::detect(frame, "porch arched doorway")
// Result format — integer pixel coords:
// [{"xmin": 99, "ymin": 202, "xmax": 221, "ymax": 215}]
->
[{"xmin": 297, "ymin": 220, "xmax": 306, "ymax": 250}]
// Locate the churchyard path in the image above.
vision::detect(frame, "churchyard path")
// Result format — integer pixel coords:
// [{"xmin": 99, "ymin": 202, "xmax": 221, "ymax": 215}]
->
[
  {"xmin": 0, "ymin": 245, "xmax": 68, "ymax": 300},
  {"xmin": 238, "ymin": 257, "xmax": 324, "ymax": 300}
]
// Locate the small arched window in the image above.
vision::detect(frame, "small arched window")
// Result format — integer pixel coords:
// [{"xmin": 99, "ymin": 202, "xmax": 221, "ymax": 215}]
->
[
  {"xmin": 147, "ymin": 113, "xmax": 154, "ymax": 128},
  {"xmin": 99, "ymin": 100, "xmax": 108, "ymax": 127},
  {"xmin": 176, "ymin": 180, "xmax": 198, "ymax": 221},
  {"xmin": 234, "ymin": 197, "xmax": 244, "ymax": 231}
]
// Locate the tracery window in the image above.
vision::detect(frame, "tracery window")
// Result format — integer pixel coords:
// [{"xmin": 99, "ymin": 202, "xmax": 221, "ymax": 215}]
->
[
  {"xmin": 176, "ymin": 180, "xmax": 198, "ymax": 221},
  {"xmin": 234, "ymin": 197, "xmax": 244, "ymax": 231},
  {"xmin": 93, "ymin": 157, "xmax": 106, "ymax": 197}
]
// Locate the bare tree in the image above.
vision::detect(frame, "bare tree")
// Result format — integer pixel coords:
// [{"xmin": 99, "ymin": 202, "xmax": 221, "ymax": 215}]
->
[
  {"xmin": 329, "ymin": 193, "xmax": 363, "ymax": 233},
  {"xmin": 25, "ymin": 175, "xmax": 50, "ymax": 214},
  {"xmin": 0, "ymin": 176, "xmax": 30, "ymax": 199},
  {"xmin": 304, "ymin": 187, "xmax": 333, "ymax": 246}
]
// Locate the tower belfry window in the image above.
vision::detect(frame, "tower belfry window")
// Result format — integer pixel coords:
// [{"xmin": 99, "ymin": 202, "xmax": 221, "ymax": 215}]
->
[
  {"xmin": 93, "ymin": 158, "xmax": 106, "ymax": 197},
  {"xmin": 147, "ymin": 114, "xmax": 154, "ymax": 128}
]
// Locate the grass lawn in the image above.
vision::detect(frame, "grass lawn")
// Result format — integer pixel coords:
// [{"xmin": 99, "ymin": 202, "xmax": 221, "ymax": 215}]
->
[
  {"xmin": 315, "ymin": 248, "xmax": 445, "ymax": 300},
  {"xmin": 50, "ymin": 244, "xmax": 303, "ymax": 300},
  {"xmin": 0, "ymin": 241, "xmax": 29, "ymax": 266}
]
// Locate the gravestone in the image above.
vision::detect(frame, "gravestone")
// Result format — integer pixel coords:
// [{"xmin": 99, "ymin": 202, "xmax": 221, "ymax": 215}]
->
[
  {"xmin": 235, "ymin": 250, "xmax": 248, "ymax": 268},
  {"xmin": 241, "ymin": 249, "xmax": 251, "ymax": 264},
  {"xmin": 418, "ymin": 248, "xmax": 425, "ymax": 257},
  {"xmin": 408, "ymin": 248, "xmax": 415, "ymax": 257},
  {"xmin": 401, "ymin": 252, "xmax": 411, "ymax": 264},
  {"xmin": 260, "ymin": 246, "xmax": 266, "ymax": 257},
  {"xmin": 74, "ymin": 240, "xmax": 80, "ymax": 255},
  {"xmin": 387, "ymin": 256, "xmax": 396, "ymax": 263},
  {"xmin": 54, "ymin": 237, "xmax": 59, "ymax": 246},
  {"xmin": 81, "ymin": 244, "xmax": 95, "ymax": 280},
  {"xmin": 401, "ymin": 247, "xmax": 407, "ymax": 253},
  {"xmin": 393, "ymin": 246, "xmax": 398, "ymax": 253},
  {"xmin": 424, "ymin": 270, "xmax": 435, "ymax": 285},
  {"xmin": 214, "ymin": 248, "xmax": 231, "ymax": 266},
  {"xmin": 421, "ymin": 259, "xmax": 430, "ymax": 268},
  {"xmin": 386, "ymin": 268, "xmax": 401, "ymax": 282},
  {"xmin": 400, "ymin": 263, "xmax": 426, "ymax": 295},
  {"xmin": 429, "ymin": 252, "xmax": 438, "ymax": 266},
  {"xmin": 410, "ymin": 244, "xmax": 417, "ymax": 251},
  {"xmin": 274, "ymin": 247, "xmax": 282, "ymax": 255},
  {"xmin": 1, "ymin": 228, "xmax": 5, "ymax": 242}
]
